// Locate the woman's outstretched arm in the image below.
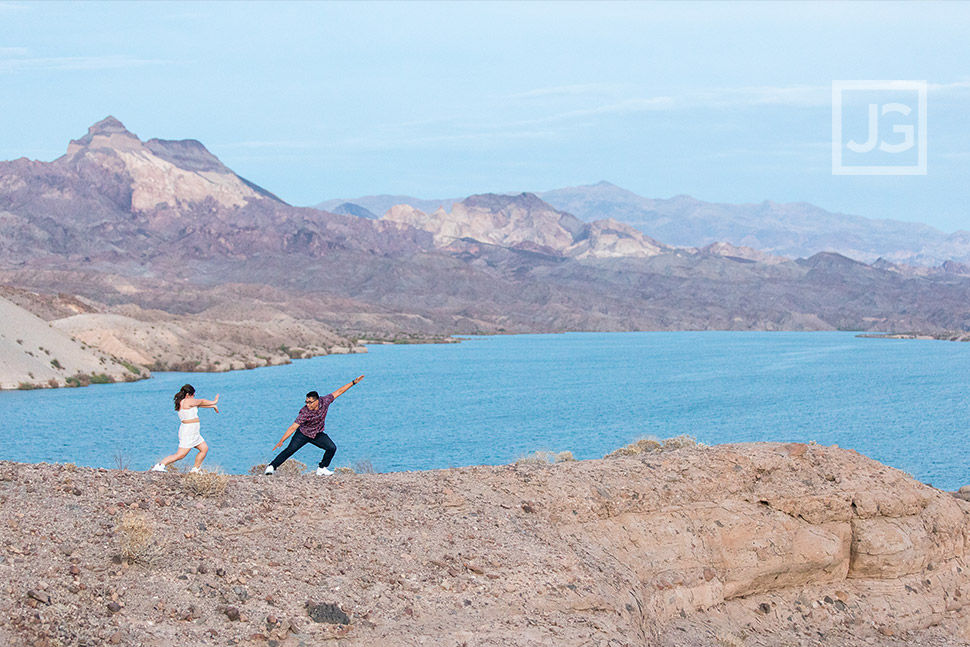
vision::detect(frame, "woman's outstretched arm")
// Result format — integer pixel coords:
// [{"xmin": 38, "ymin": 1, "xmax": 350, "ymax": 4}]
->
[{"xmin": 189, "ymin": 394, "xmax": 220, "ymax": 412}]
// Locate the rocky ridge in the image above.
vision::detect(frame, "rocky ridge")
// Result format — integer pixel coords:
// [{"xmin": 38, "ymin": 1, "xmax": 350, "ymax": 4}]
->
[
  {"xmin": 1, "ymin": 443, "xmax": 970, "ymax": 646},
  {"xmin": 383, "ymin": 193, "xmax": 666, "ymax": 259}
]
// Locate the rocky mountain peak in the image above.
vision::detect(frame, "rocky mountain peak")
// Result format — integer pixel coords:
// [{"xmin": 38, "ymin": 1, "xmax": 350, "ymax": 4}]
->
[
  {"xmin": 382, "ymin": 191, "xmax": 664, "ymax": 260},
  {"xmin": 461, "ymin": 192, "xmax": 550, "ymax": 213},
  {"xmin": 52, "ymin": 117, "xmax": 277, "ymax": 211},
  {"xmin": 69, "ymin": 116, "xmax": 140, "ymax": 150},
  {"xmin": 144, "ymin": 138, "xmax": 229, "ymax": 174},
  {"xmin": 89, "ymin": 115, "xmax": 133, "ymax": 135}
]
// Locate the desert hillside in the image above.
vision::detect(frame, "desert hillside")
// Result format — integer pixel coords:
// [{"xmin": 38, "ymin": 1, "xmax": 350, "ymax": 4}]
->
[
  {"xmin": 2, "ymin": 443, "xmax": 969, "ymax": 646},
  {"xmin": 0, "ymin": 296, "xmax": 146, "ymax": 389},
  {"xmin": 0, "ymin": 286, "xmax": 366, "ymax": 388}
]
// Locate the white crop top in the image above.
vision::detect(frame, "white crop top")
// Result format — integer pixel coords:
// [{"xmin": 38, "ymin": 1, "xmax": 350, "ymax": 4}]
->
[{"xmin": 178, "ymin": 406, "xmax": 199, "ymax": 421}]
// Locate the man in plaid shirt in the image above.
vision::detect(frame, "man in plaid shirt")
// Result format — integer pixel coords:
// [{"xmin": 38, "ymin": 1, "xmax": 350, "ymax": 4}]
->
[{"xmin": 265, "ymin": 375, "xmax": 364, "ymax": 476}]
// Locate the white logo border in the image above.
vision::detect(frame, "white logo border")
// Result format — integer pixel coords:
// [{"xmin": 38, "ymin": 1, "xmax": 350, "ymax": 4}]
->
[{"xmin": 831, "ymin": 80, "xmax": 927, "ymax": 176}]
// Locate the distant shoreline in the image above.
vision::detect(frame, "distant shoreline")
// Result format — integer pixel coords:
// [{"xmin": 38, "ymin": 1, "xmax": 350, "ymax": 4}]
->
[{"xmin": 857, "ymin": 331, "xmax": 970, "ymax": 342}]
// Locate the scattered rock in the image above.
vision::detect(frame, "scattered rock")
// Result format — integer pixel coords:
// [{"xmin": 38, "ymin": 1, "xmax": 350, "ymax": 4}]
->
[
  {"xmin": 225, "ymin": 606, "xmax": 241, "ymax": 621},
  {"xmin": 107, "ymin": 601, "xmax": 121, "ymax": 614},
  {"xmin": 27, "ymin": 590, "xmax": 50, "ymax": 605},
  {"xmin": 307, "ymin": 601, "xmax": 350, "ymax": 624}
]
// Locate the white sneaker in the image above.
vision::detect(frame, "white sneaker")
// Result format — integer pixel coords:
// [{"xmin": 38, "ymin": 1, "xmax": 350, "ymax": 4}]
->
[
  {"xmin": 264, "ymin": 465, "xmax": 275, "ymax": 475},
  {"xmin": 189, "ymin": 467, "xmax": 200, "ymax": 474},
  {"xmin": 316, "ymin": 466, "xmax": 334, "ymax": 476},
  {"xmin": 150, "ymin": 464, "xmax": 166, "ymax": 472}
]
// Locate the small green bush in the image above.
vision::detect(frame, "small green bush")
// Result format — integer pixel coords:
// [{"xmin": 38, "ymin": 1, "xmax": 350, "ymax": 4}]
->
[{"xmin": 119, "ymin": 360, "xmax": 141, "ymax": 376}]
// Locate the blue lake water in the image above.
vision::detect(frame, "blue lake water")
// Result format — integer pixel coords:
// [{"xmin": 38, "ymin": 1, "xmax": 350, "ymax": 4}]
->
[{"xmin": 1, "ymin": 331, "xmax": 969, "ymax": 489}]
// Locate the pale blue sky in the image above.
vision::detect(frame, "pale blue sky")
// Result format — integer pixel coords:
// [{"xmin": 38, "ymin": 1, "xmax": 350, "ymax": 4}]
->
[{"xmin": 1, "ymin": 1, "xmax": 968, "ymax": 230}]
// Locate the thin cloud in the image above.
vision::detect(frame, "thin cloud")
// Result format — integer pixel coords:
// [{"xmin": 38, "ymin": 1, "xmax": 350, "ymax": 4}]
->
[
  {"xmin": 0, "ymin": 54, "xmax": 168, "ymax": 73},
  {"xmin": 336, "ymin": 128, "xmax": 558, "ymax": 152},
  {"xmin": 692, "ymin": 85, "xmax": 830, "ymax": 108},
  {"xmin": 0, "ymin": 47, "xmax": 29, "ymax": 56},
  {"xmin": 552, "ymin": 96, "xmax": 674, "ymax": 119},
  {"xmin": 509, "ymin": 83, "xmax": 622, "ymax": 100},
  {"xmin": 219, "ymin": 140, "xmax": 321, "ymax": 150},
  {"xmin": 928, "ymin": 79, "xmax": 970, "ymax": 93}
]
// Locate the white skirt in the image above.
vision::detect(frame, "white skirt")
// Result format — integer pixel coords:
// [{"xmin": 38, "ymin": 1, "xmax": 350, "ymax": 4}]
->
[{"xmin": 178, "ymin": 422, "xmax": 205, "ymax": 449}]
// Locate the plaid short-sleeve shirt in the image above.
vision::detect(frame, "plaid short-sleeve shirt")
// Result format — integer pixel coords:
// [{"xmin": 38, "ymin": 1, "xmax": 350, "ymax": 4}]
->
[{"xmin": 295, "ymin": 393, "xmax": 335, "ymax": 439}]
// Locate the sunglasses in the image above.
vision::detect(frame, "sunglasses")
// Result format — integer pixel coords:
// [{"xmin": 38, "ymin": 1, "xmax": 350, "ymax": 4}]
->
[{"xmin": 305, "ymin": 398, "xmax": 318, "ymax": 404}]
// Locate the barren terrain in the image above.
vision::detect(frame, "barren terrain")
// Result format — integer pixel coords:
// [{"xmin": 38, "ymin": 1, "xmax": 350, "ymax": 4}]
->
[{"xmin": 2, "ymin": 443, "xmax": 970, "ymax": 646}]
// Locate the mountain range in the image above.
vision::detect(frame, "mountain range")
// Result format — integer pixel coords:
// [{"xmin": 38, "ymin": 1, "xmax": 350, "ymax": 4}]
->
[
  {"xmin": 323, "ymin": 181, "xmax": 970, "ymax": 266},
  {"xmin": 4, "ymin": 117, "xmax": 970, "ymax": 341}
]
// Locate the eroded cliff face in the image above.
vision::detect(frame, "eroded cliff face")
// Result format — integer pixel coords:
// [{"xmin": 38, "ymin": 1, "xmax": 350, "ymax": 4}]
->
[{"xmin": 1, "ymin": 444, "xmax": 968, "ymax": 646}]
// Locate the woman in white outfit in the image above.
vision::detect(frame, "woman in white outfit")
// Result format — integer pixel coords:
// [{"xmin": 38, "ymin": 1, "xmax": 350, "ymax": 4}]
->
[{"xmin": 150, "ymin": 384, "xmax": 219, "ymax": 473}]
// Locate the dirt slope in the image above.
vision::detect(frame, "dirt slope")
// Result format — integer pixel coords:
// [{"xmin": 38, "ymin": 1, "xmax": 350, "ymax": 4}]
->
[{"xmin": 0, "ymin": 296, "xmax": 144, "ymax": 389}]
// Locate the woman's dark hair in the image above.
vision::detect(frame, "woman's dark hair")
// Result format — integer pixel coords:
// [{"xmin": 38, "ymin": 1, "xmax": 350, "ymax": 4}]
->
[{"xmin": 174, "ymin": 384, "xmax": 196, "ymax": 411}]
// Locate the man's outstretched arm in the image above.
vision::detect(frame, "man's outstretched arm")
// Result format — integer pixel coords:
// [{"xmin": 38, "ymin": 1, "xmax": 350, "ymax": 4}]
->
[
  {"xmin": 273, "ymin": 423, "xmax": 300, "ymax": 450},
  {"xmin": 331, "ymin": 375, "xmax": 364, "ymax": 400}
]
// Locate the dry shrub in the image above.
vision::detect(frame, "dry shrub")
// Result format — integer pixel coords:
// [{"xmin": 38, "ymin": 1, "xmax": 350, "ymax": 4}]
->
[
  {"xmin": 351, "ymin": 458, "xmax": 377, "ymax": 474},
  {"xmin": 249, "ymin": 460, "xmax": 307, "ymax": 476},
  {"xmin": 183, "ymin": 468, "xmax": 229, "ymax": 497},
  {"xmin": 118, "ymin": 511, "xmax": 164, "ymax": 565},
  {"xmin": 113, "ymin": 450, "xmax": 132, "ymax": 471},
  {"xmin": 662, "ymin": 435, "xmax": 698, "ymax": 451},
  {"xmin": 333, "ymin": 467, "xmax": 355, "ymax": 475},
  {"xmin": 605, "ymin": 435, "xmax": 698, "ymax": 459},
  {"xmin": 516, "ymin": 450, "xmax": 577, "ymax": 466},
  {"xmin": 515, "ymin": 450, "xmax": 555, "ymax": 465}
]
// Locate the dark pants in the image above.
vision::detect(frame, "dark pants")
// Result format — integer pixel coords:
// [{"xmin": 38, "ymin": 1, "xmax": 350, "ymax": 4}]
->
[{"xmin": 271, "ymin": 432, "xmax": 336, "ymax": 469}]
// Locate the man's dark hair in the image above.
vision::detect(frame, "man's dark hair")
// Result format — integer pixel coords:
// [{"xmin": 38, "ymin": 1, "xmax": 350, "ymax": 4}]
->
[{"xmin": 306, "ymin": 391, "xmax": 320, "ymax": 400}]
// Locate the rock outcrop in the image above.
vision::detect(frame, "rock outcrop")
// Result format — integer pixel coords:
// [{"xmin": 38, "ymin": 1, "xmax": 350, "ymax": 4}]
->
[
  {"xmin": 383, "ymin": 193, "xmax": 667, "ymax": 259},
  {"xmin": 1, "ymin": 443, "xmax": 969, "ymax": 646}
]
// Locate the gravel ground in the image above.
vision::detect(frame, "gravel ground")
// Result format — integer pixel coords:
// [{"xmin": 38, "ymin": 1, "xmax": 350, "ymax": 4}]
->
[{"xmin": 1, "ymin": 444, "xmax": 969, "ymax": 647}]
